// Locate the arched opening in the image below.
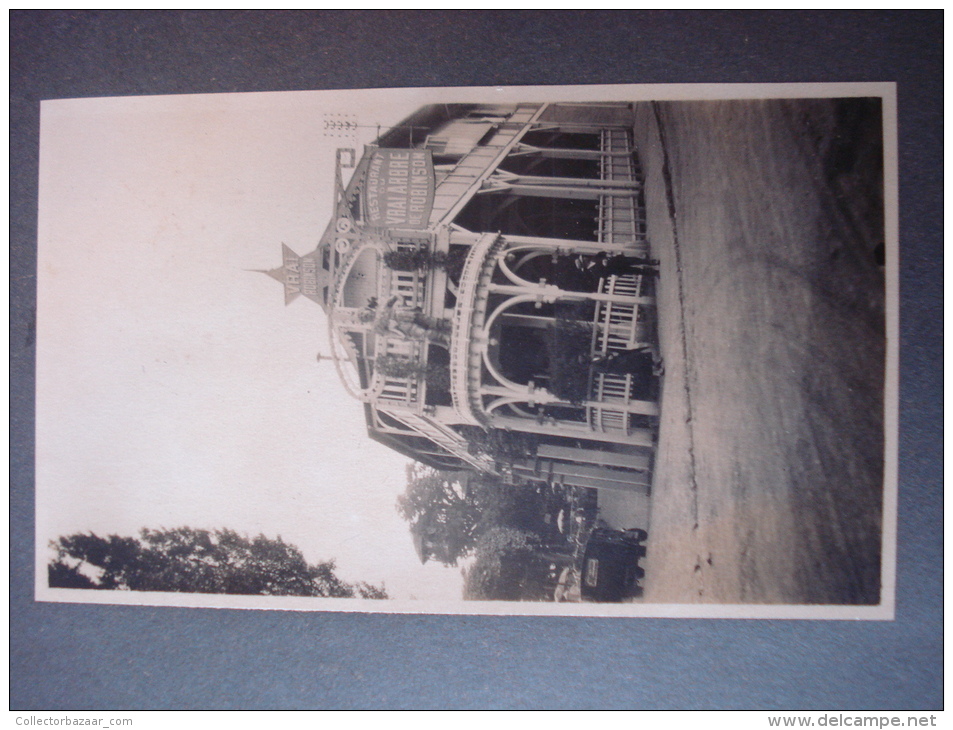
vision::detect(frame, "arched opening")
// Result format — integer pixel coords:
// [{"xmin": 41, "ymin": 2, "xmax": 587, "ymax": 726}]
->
[
  {"xmin": 493, "ymin": 307, "xmax": 551, "ymax": 387},
  {"xmin": 498, "ymin": 249, "xmax": 602, "ymax": 293},
  {"xmin": 341, "ymin": 247, "xmax": 379, "ymax": 308},
  {"xmin": 498, "ymin": 329, "xmax": 550, "ymax": 386},
  {"xmin": 483, "ymin": 297, "xmax": 597, "ymax": 398}
]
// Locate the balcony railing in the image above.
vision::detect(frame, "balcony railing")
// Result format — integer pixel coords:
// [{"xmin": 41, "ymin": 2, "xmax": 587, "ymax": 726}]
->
[
  {"xmin": 364, "ymin": 256, "xmax": 430, "ymax": 411},
  {"xmin": 597, "ymin": 129, "xmax": 648, "ymax": 256},
  {"xmin": 587, "ymin": 271, "xmax": 657, "ymax": 435},
  {"xmin": 448, "ymin": 232, "xmax": 503, "ymax": 425}
]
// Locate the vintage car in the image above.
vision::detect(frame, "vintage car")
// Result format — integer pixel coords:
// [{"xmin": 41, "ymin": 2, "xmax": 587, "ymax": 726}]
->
[{"xmin": 580, "ymin": 527, "xmax": 647, "ymax": 602}]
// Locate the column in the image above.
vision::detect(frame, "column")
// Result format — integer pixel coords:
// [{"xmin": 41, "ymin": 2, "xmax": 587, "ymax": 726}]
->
[
  {"xmin": 481, "ymin": 385, "xmax": 658, "ymax": 418},
  {"xmin": 509, "ymin": 142, "xmax": 632, "ymax": 161},
  {"xmin": 489, "ymin": 414, "xmax": 655, "ymax": 449},
  {"xmin": 479, "ymin": 174, "xmax": 641, "ymax": 201},
  {"xmin": 530, "ymin": 122, "xmax": 629, "ymax": 134},
  {"xmin": 490, "ymin": 171, "xmax": 640, "ymax": 190},
  {"xmin": 500, "ymin": 232, "xmax": 630, "ymax": 254},
  {"xmin": 541, "ymin": 460, "xmax": 651, "ymax": 493},
  {"xmin": 487, "ymin": 281, "xmax": 653, "ymax": 308},
  {"xmin": 536, "ymin": 444, "xmax": 650, "ymax": 472}
]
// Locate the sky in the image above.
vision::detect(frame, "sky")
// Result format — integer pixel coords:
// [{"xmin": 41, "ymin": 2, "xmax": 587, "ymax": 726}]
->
[{"xmin": 35, "ymin": 89, "xmax": 467, "ymax": 602}]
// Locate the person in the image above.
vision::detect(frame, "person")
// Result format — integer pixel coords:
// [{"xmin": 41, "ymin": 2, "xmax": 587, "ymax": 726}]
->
[
  {"xmin": 591, "ymin": 344, "xmax": 664, "ymax": 378},
  {"xmin": 375, "ymin": 296, "xmax": 450, "ymax": 344},
  {"xmin": 553, "ymin": 567, "xmax": 580, "ymax": 603},
  {"xmin": 574, "ymin": 252, "xmax": 659, "ymax": 280}
]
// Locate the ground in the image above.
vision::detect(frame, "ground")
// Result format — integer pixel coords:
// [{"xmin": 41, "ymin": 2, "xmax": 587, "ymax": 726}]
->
[{"xmin": 625, "ymin": 99, "xmax": 887, "ymax": 605}]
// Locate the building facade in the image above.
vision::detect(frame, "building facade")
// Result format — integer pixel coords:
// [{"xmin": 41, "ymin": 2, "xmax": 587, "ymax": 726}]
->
[{"xmin": 265, "ymin": 102, "xmax": 660, "ymax": 500}]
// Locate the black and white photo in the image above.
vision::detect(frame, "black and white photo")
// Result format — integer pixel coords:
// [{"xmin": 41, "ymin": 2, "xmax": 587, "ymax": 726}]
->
[{"xmin": 35, "ymin": 83, "xmax": 897, "ymax": 618}]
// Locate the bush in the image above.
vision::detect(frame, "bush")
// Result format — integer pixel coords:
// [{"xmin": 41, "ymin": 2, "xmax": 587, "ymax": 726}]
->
[
  {"xmin": 375, "ymin": 354, "xmax": 423, "ymax": 379},
  {"xmin": 443, "ymin": 246, "xmax": 469, "ymax": 282},
  {"xmin": 455, "ymin": 425, "xmax": 538, "ymax": 464},
  {"xmin": 376, "ymin": 356, "xmax": 453, "ymax": 396},
  {"xmin": 426, "ymin": 362, "xmax": 452, "ymax": 393},
  {"xmin": 382, "ymin": 248, "xmax": 448, "ymax": 272},
  {"xmin": 545, "ymin": 319, "xmax": 594, "ymax": 405}
]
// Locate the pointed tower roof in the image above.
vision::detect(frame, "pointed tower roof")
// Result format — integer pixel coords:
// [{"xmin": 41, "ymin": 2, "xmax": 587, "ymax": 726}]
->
[{"xmin": 258, "ymin": 243, "xmax": 329, "ymax": 307}]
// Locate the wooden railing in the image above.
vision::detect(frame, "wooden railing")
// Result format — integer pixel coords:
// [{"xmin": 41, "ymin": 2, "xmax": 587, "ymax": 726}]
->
[
  {"xmin": 587, "ymin": 272, "xmax": 654, "ymax": 435},
  {"xmin": 448, "ymin": 232, "xmax": 502, "ymax": 425},
  {"xmin": 597, "ymin": 129, "xmax": 648, "ymax": 255},
  {"xmin": 368, "ymin": 259, "xmax": 429, "ymax": 410}
]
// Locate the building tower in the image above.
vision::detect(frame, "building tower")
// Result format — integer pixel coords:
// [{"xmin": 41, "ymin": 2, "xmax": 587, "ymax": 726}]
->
[{"xmin": 265, "ymin": 102, "xmax": 661, "ymax": 508}]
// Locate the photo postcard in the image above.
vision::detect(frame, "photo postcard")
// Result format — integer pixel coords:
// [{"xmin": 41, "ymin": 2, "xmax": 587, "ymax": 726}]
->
[{"xmin": 35, "ymin": 82, "xmax": 898, "ymax": 618}]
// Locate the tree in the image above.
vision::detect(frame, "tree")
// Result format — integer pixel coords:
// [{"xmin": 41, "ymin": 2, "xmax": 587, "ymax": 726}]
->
[
  {"xmin": 462, "ymin": 527, "xmax": 554, "ymax": 601},
  {"xmin": 48, "ymin": 527, "xmax": 387, "ymax": 598},
  {"xmin": 396, "ymin": 464, "xmax": 486, "ymax": 566},
  {"xmin": 396, "ymin": 460, "xmax": 566, "ymax": 568}
]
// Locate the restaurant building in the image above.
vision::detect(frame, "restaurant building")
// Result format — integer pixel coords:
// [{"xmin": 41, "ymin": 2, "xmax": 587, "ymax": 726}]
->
[{"xmin": 264, "ymin": 102, "xmax": 660, "ymax": 500}]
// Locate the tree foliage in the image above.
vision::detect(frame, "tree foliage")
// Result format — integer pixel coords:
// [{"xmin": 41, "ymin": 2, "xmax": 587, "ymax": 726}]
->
[
  {"xmin": 381, "ymin": 246, "xmax": 468, "ymax": 281},
  {"xmin": 48, "ymin": 527, "xmax": 387, "ymax": 598},
  {"xmin": 382, "ymin": 249, "xmax": 448, "ymax": 272},
  {"xmin": 546, "ymin": 319, "xmax": 595, "ymax": 405},
  {"xmin": 396, "ymin": 462, "xmax": 560, "ymax": 569},
  {"xmin": 396, "ymin": 464, "xmax": 486, "ymax": 566},
  {"xmin": 462, "ymin": 527, "xmax": 553, "ymax": 601},
  {"xmin": 375, "ymin": 353, "xmax": 424, "ymax": 379},
  {"xmin": 374, "ymin": 354, "xmax": 451, "ymax": 394},
  {"xmin": 454, "ymin": 425, "xmax": 538, "ymax": 465}
]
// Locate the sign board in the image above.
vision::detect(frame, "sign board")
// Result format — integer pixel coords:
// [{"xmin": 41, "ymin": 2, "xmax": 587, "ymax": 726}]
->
[
  {"xmin": 362, "ymin": 148, "xmax": 435, "ymax": 229},
  {"xmin": 278, "ymin": 244, "xmax": 322, "ymax": 305}
]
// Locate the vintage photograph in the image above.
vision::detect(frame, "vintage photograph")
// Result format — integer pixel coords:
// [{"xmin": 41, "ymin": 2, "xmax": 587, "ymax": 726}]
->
[{"xmin": 35, "ymin": 84, "xmax": 897, "ymax": 617}]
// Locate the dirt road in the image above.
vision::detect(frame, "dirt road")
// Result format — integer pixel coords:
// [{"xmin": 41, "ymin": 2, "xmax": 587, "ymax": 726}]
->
[{"xmin": 634, "ymin": 99, "xmax": 887, "ymax": 604}]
